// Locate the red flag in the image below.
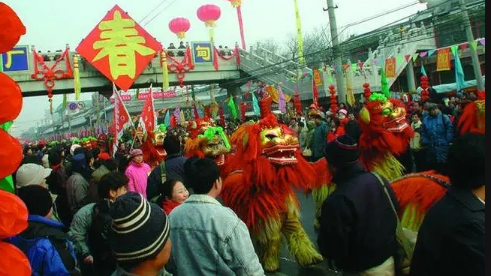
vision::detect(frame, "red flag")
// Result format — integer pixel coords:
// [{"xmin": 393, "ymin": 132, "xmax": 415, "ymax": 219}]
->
[
  {"xmin": 112, "ymin": 83, "xmax": 132, "ymax": 156},
  {"xmin": 139, "ymin": 86, "xmax": 156, "ymax": 134}
]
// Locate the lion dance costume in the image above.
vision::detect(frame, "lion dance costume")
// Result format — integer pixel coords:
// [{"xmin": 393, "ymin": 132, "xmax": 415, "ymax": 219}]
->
[
  {"xmin": 184, "ymin": 117, "xmax": 231, "ymax": 167},
  {"xmin": 221, "ymin": 96, "xmax": 323, "ymax": 272},
  {"xmin": 140, "ymin": 124, "xmax": 168, "ymax": 168}
]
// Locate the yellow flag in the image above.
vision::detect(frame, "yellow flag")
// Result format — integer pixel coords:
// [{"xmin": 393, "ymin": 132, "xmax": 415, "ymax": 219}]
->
[{"xmin": 293, "ymin": 0, "xmax": 305, "ymax": 65}]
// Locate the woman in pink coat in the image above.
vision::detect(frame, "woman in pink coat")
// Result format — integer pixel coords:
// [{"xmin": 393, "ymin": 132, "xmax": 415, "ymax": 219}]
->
[{"xmin": 124, "ymin": 149, "xmax": 151, "ymax": 198}]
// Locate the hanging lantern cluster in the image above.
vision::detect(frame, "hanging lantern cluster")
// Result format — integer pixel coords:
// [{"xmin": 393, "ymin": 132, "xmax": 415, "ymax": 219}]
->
[
  {"xmin": 329, "ymin": 85, "xmax": 338, "ymax": 114},
  {"xmin": 293, "ymin": 94, "xmax": 302, "ymax": 115},
  {"xmin": 0, "ymin": 3, "xmax": 26, "ymax": 197},
  {"xmin": 169, "ymin": 17, "xmax": 191, "ymax": 39},
  {"xmin": 363, "ymin": 83, "xmax": 372, "ymax": 103},
  {"xmin": 420, "ymin": 76, "xmax": 430, "ymax": 102}
]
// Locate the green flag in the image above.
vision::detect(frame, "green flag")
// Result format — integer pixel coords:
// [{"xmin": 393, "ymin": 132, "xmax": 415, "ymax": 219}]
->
[
  {"xmin": 227, "ymin": 97, "xmax": 238, "ymax": 120},
  {"xmin": 381, "ymin": 68, "xmax": 390, "ymax": 98}
]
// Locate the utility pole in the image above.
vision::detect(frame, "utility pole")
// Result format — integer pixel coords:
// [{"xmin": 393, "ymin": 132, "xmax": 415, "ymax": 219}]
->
[
  {"xmin": 324, "ymin": 0, "xmax": 346, "ymax": 104},
  {"xmin": 459, "ymin": 0, "xmax": 484, "ymax": 90}
]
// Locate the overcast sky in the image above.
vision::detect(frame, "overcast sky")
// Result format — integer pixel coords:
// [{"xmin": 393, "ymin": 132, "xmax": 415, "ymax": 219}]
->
[{"xmin": 5, "ymin": 0, "xmax": 427, "ymax": 136}]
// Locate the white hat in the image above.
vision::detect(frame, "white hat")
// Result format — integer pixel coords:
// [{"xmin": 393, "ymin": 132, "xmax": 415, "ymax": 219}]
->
[
  {"xmin": 70, "ymin": 144, "xmax": 81, "ymax": 156},
  {"xmin": 338, "ymin": 109, "xmax": 348, "ymax": 116},
  {"xmin": 41, "ymin": 155, "xmax": 49, "ymax": 169},
  {"xmin": 16, "ymin": 163, "xmax": 52, "ymax": 188}
]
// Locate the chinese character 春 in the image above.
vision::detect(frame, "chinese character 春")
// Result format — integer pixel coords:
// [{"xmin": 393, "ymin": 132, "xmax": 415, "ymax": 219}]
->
[
  {"xmin": 196, "ymin": 46, "xmax": 211, "ymax": 61},
  {"xmin": 92, "ymin": 10, "xmax": 155, "ymax": 79}
]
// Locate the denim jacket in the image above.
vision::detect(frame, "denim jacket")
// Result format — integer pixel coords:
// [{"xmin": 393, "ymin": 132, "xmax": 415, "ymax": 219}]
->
[{"xmin": 167, "ymin": 195, "xmax": 265, "ymax": 276}]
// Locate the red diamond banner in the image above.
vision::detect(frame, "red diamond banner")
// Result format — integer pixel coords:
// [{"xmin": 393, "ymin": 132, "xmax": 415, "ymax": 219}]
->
[{"xmin": 76, "ymin": 5, "xmax": 162, "ymax": 91}]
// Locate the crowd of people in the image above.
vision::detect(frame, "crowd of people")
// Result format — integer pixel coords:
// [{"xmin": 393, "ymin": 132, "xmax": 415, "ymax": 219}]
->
[{"xmin": 3, "ymin": 90, "xmax": 485, "ymax": 276}]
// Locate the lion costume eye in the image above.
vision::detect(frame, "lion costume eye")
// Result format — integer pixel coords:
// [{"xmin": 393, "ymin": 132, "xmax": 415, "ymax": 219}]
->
[{"xmin": 382, "ymin": 108, "xmax": 392, "ymax": 116}]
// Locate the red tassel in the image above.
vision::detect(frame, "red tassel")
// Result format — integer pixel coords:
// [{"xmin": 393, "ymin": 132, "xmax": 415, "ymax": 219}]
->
[
  {"xmin": 193, "ymin": 104, "xmax": 199, "ymax": 120},
  {"xmin": 219, "ymin": 106, "xmax": 225, "ymax": 126},
  {"xmin": 240, "ymin": 101, "xmax": 246, "ymax": 123},
  {"xmin": 213, "ymin": 47, "xmax": 219, "ymax": 71},
  {"xmin": 420, "ymin": 76, "xmax": 430, "ymax": 102}
]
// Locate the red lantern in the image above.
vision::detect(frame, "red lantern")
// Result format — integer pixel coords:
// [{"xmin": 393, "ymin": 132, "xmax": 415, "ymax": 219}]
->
[
  {"xmin": 0, "ymin": 129, "xmax": 22, "ymax": 180},
  {"xmin": 0, "ymin": 3, "xmax": 26, "ymax": 53},
  {"xmin": 227, "ymin": 0, "xmax": 242, "ymax": 8},
  {"xmin": 0, "ymin": 73, "xmax": 23, "ymax": 125},
  {"xmin": 169, "ymin": 17, "xmax": 191, "ymax": 39},
  {"xmin": 197, "ymin": 4, "xmax": 221, "ymax": 28},
  {"xmin": 420, "ymin": 76, "xmax": 430, "ymax": 102}
]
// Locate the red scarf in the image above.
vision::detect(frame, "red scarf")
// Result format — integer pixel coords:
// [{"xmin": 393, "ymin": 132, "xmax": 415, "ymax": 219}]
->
[{"xmin": 162, "ymin": 200, "xmax": 181, "ymax": 215}]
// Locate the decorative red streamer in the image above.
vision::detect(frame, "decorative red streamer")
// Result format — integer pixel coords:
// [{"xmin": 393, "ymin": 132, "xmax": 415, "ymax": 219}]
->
[
  {"xmin": 240, "ymin": 101, "xmax": 246, "ymax": 123},
  {"xmin": 293, "ymin": 94, "xmax": 302, "ymax": 115},
  {"xmin": 363, "ymin": 83, "xmax": 372, "ymax": 103},
  {"xmin": 237, "ymin": 6, "xmax": 246, "ymax": 50},
  {"xmin": 312, "ymin": 79, "xmax": 319, "ymax": 105},
  {"xmin": 329, "ymin": 85, "xmax": 338, "ymax": 114}
]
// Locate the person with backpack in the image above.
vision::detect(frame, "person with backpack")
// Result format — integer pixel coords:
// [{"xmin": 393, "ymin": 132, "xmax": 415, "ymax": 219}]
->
[
  {"xmin": 69, "ymin": 172, "xmax": 128, "ymax": 276},
  {"xmin": 8, "ymin": 185, "xmax": 80, "ymax": 276},
  {"xmin": 147, "ymin": 135, "xmax": 188, "ymax": 201}
]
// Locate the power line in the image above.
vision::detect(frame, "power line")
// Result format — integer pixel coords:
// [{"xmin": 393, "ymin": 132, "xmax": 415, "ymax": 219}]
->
[
  {"xmin": 216, "ymin": 9, "xmax": 484, "ymax": 87},
  {"xmin": 143, "ymin": 0, "xmax": 179, "ymax": 27},
  {"xmin": 139, "ymin": 0, "xmax": 171, "ymax": 24},
  {"xmin": 235, "ymin": 0, "xmax": 483, "ymax": 79}
]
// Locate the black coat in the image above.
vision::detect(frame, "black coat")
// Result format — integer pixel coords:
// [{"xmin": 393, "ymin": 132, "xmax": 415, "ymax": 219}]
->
[
  {"xmin": 317, "ymin": 162, "xmax": 398, "ymax": 272},
  {"xmin": 410, "ymin": 187, "xmax": 485, "ymax": 276}
]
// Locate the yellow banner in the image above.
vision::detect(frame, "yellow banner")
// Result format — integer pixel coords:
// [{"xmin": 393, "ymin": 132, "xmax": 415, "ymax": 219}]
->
[
  {"xmin": 437, "ymin": 48, "xmax": 451, "ymax": 71},
  {"xmin": 293, "ymin": 0, "xmax": 305, "ymax": 65},
  {"xmin": 313, "ymin": 69, "xmax": 323, "ymax": 87}
]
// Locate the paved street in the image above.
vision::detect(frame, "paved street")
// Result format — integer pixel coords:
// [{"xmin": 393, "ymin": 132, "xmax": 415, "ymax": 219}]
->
[{"xmin": 267, "ymin": 191, "xmax": 340, "ymax": 276}]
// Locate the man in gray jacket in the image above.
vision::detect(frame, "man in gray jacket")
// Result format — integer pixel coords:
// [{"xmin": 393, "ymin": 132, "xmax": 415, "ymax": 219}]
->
[{"xmin": 167, "ymin": 158, "xmax": 265, "ymax": 276}]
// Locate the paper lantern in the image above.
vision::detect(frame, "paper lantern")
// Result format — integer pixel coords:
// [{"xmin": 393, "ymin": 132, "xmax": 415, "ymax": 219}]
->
[
  {"xmin": 169, "ymin": 17, "xmax": 191, "ymax": 39},
  {"xmin": 0, "ymin": 242, "xmax": 31, "ymax": 276},
  {"xmin": 0, "ymin": 189, "xmax": 28, "ymax": 239},
  {"xmin": 197, "ymin": 4, "xmax": 221, "ymax": 28},
  {"xmin": 226, "ymin": 0, "xmax": 242, "ymax": 8},
  {"xmin": 0, "ymin": 3, "xmax": 26, "ymax": 53},
  {"xmin": 0, "ymin": 73, "xmax": 23, "ymax": 125},
  {"xmin": 0, "ymin": 129, "xmax": 23, "ymax": 180}
]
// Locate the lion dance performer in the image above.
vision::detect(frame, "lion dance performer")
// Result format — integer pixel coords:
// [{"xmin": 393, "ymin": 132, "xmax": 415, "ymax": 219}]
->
[
  {"xmin": 184, "ymin": 117, "xmax": 231, "ymax": 167},
  {"xmin": 221, "ymin": 96, "xmax": 323, "ymax": 272},
  {"xmin": 140, "ymin": 124, "xmax": 168, "ymax": 168}
]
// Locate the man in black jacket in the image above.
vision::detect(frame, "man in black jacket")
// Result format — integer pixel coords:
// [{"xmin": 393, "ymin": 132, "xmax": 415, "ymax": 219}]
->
[
  {"xmin": 147, "ymin": 135, "xmax": 188, "ymax": 201},
  {"xmin": 318, "ymin": 135, "xmax": 398, "ymax": 275},
  {"xmin": 410, "ymin": 133, "xmax": 485, "ymax": 276}
]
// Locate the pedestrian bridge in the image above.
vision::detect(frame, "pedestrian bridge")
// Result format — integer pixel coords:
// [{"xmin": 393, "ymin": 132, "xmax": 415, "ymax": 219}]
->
[{"xmin": 5, "ymin": 23, "xmax": 436, "ymax": 100}]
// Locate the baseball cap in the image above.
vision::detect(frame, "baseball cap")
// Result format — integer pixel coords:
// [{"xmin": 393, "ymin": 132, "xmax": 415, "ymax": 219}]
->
[{"xmin": 15, "ymin": 163, "xmax": 52, "ymax": 188}]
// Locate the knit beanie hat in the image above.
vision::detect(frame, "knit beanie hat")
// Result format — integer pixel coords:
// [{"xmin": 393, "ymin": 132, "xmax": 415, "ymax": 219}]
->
[
  {"xmin": 324, "ymin": 135, "xmax": 360, "ymax": 168},
  {"xmin": 109, "ymin": 192, "xmax": 170, "ymax": 265},
  {"xmin": 17, "ymin": 185, "xmax": 53, "ymax": 217}
]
